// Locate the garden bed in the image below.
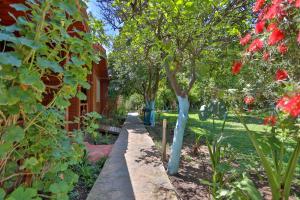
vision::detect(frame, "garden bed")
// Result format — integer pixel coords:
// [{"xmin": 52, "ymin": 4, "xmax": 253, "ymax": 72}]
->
[
  {"xmin": 70, "ymin": 131, "xmax": 119, "ymax": 200},
  {"xmin": 69, "ymin": 157, "xmax": 107, "ymax": 200},
  {"xmin": 146, "ymin": 112, "xmax": 300, "ymax": 200}
]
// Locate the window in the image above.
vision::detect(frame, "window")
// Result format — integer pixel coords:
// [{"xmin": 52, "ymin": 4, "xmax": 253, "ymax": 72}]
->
[{"xmin": 96, "ymin": 78, "xmax": 101, "ymax": 102}]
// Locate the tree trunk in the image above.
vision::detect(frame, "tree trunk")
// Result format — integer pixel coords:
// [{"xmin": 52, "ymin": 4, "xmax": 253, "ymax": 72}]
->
[
  {"xmin": 145, "ymin": 99, "xmax": 156, "ymax": 126},
  {"xmin": 149, "ymin": 100, "xmax": 155, "ymax": 127},
  {"xmin": 167, "ymin": 95, "xmax": 189, "ymax": 175}
]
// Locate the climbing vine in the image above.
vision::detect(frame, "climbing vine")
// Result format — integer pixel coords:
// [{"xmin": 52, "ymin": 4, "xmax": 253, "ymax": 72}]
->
[{"xmin": 0, "ymin": 0, "xmax": 103, "ymax": 199}]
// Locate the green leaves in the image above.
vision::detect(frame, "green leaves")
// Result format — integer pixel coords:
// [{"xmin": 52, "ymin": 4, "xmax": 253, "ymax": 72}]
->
[
  {"xmin": 185, "ymin": 2, "xmax": 194, "ymax": 7},
  {"xmin": 0, "ymin": 33, "xmax": 38, "ymax": 49},
  {"xmin": 77, "ymin": 91, "xmax": 87, "ymax": 101},
  {"xmin": 71, "ymin": 56, "xmax": 85, "ymax": 67},
  {"xmin": 21, "ymin": 157, "xmax": 39, "ymax": 169},
  {"xmin": 0, "ymin": 0, "xmax": 104, "ymax": 197},
  {"xmin": 19, "ymin": 68, "xmax": 45, "ymax": 92},
  {"xmin": 55, "ymin": 96, "xmax": 71, "ymax": 108},
  {"xmin": 10, "ymin": 4, "xmax": 30, "ymax": 11},
  {"xmin": 218, "ymin": 173, "xmax": 263, "ymax": 200},
  {"xmin": 17, "ymin": 37, "xmax": 39, "ymax": 49},
  {"xmin": 49, "ymin": 181, "xmax": 70, "ymax": 200},
  {"xmin": 0, "ymin": 143, "xmax": 12, "ymax": 157},
  {"xmin": 6, "ymin": 187, "xmax": 40, "ymax": 200},
  {"xmin": 0, "ymin": 188, "xmax": 5, "ymax": 200},
  {"xmin": 3, "ymin": 125, "xmax": 25, "ymax": 143},
  {"xmin": 0, "ymin": 52, "xmax": 22, "ymax": 67},
  {"xmin": 57, "ymin": 2, "xmax": 77, "ymax": 16},
  {"xmin": 37, "ymin": 57, "xmax": 63, "ymax": 73},
  {"xmin": 0, "ymin": 33, "xmax": 13, "ymax": 41},
  {"xmin": 176, "ymin": 0, "xmax": 184, "ymax": 5}
]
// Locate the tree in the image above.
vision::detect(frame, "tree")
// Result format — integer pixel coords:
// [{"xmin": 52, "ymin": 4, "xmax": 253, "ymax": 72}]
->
[
  {"xmin": 109, "ymin": 0, "xmax": 253, "ymax": 174},
  {"xmin": 109, "ymin": 27, "xmax": 162, "ymax": 126}
]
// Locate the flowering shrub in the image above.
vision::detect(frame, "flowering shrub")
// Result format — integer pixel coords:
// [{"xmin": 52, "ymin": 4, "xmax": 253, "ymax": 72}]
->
[{"xmin": 231, "ymin": 0, "xmax": 300, "ymax": 199}]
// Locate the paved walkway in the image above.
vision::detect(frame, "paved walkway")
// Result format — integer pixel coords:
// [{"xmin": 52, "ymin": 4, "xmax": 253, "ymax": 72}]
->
[{"xmin": 87, "ymin": 113, "xmax": 177, "ymax": 200}]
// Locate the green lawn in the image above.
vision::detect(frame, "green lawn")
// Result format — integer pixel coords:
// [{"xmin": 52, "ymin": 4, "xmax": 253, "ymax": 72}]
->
[
  {"xmin": 158, "ymin": 111, "xmax": 267, "ymax": 154},
  {"xmin": 157, "ymin": 111, "xmax": 298, "ymax": 168}
]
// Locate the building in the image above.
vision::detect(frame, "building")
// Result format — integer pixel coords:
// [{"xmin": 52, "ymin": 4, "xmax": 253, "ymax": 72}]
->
[{"xmin": 0, "ymin": 0, "xmax": 109, "ymax": 131}]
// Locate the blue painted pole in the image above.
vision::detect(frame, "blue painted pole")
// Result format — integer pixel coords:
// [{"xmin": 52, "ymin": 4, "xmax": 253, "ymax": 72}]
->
[{"xmin": 167, "ymin": 96, "xmax": 189, "ymax": 175}]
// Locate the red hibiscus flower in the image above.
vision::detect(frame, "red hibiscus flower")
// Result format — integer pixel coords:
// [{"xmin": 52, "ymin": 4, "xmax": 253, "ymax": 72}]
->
[
  {"xmin": 277, "ymin": 94, "xmax": 300, "ymax": 117},
  {"xmin": 267, "ymin": 23, "xmax": 277, "ymax": 32},
  {"xmin": 276, "ymin": 69, "xmax": 288, "ymax": 81},
  {"xmin": 263, "ymin": 52, "xmax": 270, "ymax": 61},
  {"xmin": 240, "ymin": 34, "xmax": 251, "ymax": 46},
  {"xmin": 277, "ymin": 43, "xmax": 288, "ymax": 54},
  {"xmin": 248, "ymin": 39, "xmax": 264, "ymax": 52},
  {"xmin": 255, "ymin": 21, "xmax": 265, "ymax": 34},
  {"xmin": 268, "ymin": 29, "xmax": 285, "ymax": 45},
  {"xmin": 263, "ymin": 115, "xmax": 277, "ymax": 126},
  {"xmin": 232, "ymin": 61, "xmax": 243, "ymax": 75},
  {"xmin": 244, "ymin": 96, "xmax": 255, "ymax": 105},
  {"xmin": 253, "ymin": 0, "xmax": 266, "ymax": 12}
]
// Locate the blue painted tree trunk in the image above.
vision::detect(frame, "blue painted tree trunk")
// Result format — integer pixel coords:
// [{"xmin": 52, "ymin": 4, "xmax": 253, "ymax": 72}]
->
[
  {"xmin": 149, "ymin": 100, "xmax": 155, "ymax": 127},
  {"xmin": 145, "ymin": 100, "xmax": 156, "ymax": 126},
  {"xmin": 167, "ymin": 96, "xmax": 189, "ymax": 175}
]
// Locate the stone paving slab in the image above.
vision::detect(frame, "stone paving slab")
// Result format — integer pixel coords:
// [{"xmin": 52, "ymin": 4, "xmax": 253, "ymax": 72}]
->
[
  {"xmin": 99, "ymin": 124, "xmax": 122, "ymax": 135},
  {"xmin": 87, "ymin": 113, "xmax": 177, "ymax": 200}
]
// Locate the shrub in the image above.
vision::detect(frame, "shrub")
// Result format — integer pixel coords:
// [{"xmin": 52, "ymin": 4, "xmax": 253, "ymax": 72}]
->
[
  {"xmin": 231, "ymin": 1, "xmax": 300, "ymax": 199},
  {"xmin": 0, "ymin": 0, "xmax": 103, "ymax": 199}
]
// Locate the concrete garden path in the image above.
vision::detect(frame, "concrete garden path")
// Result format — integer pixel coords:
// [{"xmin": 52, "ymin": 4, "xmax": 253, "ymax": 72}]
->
[{"xmin": 87, "ymin": 113, "xmax": 177, "ymax": 200}]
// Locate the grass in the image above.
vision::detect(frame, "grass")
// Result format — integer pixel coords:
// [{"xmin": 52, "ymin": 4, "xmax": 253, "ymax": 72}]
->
[
  {"xmin": 157, "ymin": 111, "xmax": 299, "ymax": 169},
  {"xmin": 158, "ymin": 111, "xmax": 266, "ymax": 154}
]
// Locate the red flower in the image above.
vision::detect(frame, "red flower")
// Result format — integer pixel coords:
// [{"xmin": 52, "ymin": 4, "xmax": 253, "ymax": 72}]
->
[
  {"xmin": 240, "ymin": 34, "xmax": 251, "ymax": 46},
  {"xmin": 277, "ymin": 94, "xmax": 300, "ymax": 117},
  {"xmin": 277, "ymin": 43, "xmax": 288, "ymax": 54},
  {"xmin": 276, "ymin": 69, "xmax": 288, "ymax": 81},
  {"xmin": 268, "ymin": 29, "xmax": 285, "ymax": 45},
  {"xmin": 253, "ymin": 0, "xmax": 266, "ymax": 12},
  {"xmin": 255, "ymin": 21, "xmax": 265, "ymax": 34},
  {"xmin": 277, "ymin": 96, "xmax": 290, "ymax": 108},
  {"xmin": 263, "ymin": 52, "xmax": 270, "ymax": 61},
  {"xmin": 258, "ymin": 7, "xmax": 268, "ymax": 21},
  {"xmin": 264, "ymin": 4, "xmax": 284, "ymax": 20},
  {"xmin": 232, "ymin": 61, "xmax": 243, "ymax": 75},
  {"xmin": 272, "ymin": 0, "xmax": 283, "ymax": 4},
  {"xmin": 263, "ymin": 116, "xmax": 277, "ymax": 126},
  {"xmin": 248, "ymin": 39, "xmax": 264, "ymax": 52},
  {"xmin": 298, "ymin": 31, "xmax": 300, "ymax": 44},
  {"xmin": 244, "ymin": 96, "xmax": 255, "ymax": 105},
  {"xmin": 267, "ymin": 23, "xmax": 277, "ymax": 32},
  {"xmin": 296, "ymin": 0, "xmax": 300, "ymax": 7}
]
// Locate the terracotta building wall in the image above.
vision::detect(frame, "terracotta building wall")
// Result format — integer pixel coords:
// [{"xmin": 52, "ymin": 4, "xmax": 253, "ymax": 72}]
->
[{"xmin": 86, "ymin": 58, "xmax": 109, "ymax": 114}]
